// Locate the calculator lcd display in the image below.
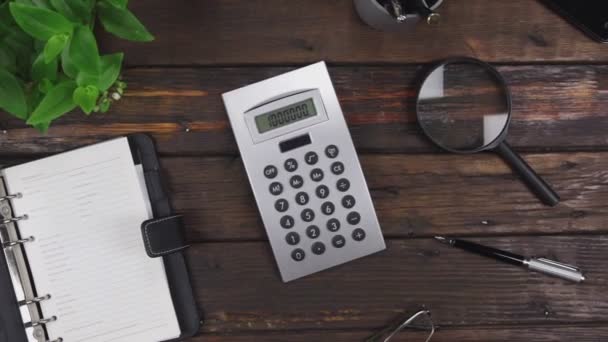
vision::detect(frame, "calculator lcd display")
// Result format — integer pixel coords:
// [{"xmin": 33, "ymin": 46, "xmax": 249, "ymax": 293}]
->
[{"xmin": 255, "ymin": 98, "xmax": 318, "ymax": 133}]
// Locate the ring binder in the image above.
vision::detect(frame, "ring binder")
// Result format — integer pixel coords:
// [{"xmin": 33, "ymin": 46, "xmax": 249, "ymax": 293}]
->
[
  {"xmin": 0, "ymin": 136, "xmax": 201, "ymax": 342},
  {"xmin": 25, "ymin": 316, "xmax": 57, "ymax": 328},
  {"xmin": 0, "ymin": 192, "xmax": 22, "ymax": 202},
  {"xmin": 0, "ymin": 180, "xmax": 53, "ymax": 342},
  {"xmin": 2, "ymin": 236, "xmax": 34, "ymax": 248},
  {"xmin": 2, "ymin": 214, "xmax": 28, "ymax": 225},
  {"xmin": 18, "ymin": 294, "xmax": 51, "ymax": 306}
]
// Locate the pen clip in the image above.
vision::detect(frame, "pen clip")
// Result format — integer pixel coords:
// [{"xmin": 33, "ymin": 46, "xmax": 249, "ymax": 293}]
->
[{"xmin": 535, "ymin": 258, "xmax": 580, "ymax": 272}]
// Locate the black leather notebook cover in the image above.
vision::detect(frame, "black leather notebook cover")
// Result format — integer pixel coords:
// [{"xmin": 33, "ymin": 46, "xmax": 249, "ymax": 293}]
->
[{"xmin": 0, "ymin": 134, "xmax": 201, "ymax": 342}]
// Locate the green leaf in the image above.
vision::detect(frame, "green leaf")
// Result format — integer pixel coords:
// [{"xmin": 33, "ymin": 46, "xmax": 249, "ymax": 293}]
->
[
  {"xmin": 0, "ymin": 3, "xmax": 16, "ymax": 35},
  {"xmin": 26, "ymin": 86, "xmax": 44, "ymax": 114},
  {"xmin": 104, "ymin": 0, "xmax": 127, "ymax": 8},
  {"xmin": 60, "ymin": 37, "xmax": 77, "ymax": 78},
  {"xmin": 69, "ymin": 25, "xmax": 99, "ymax": 74},
  {"xmin": 97, "ymin": 2, "xmax": 154, "ymax": 42},
  {"xmin": 0, "ymin": 69, "xmax": 28, "ymax": 119},
  {"xmin": 2, "ymin": 29, "xmax": 34, "ymax": 78},
  {"xmin": 34, "ymin": 121, "xmax": 51, "ymax": 133},
  {"xmin": 72, "ymin": 85, "xmax": 98, "ymax": 114},
  {"xmin": 98, "ymin": 52, "xmax": 123, "ymax": 91},
  {"xmin": 20, "ymin": 0, "xmax": 54, "ymax": 10},
  {"xmin": 27, "ymin": 80, "xmax": 76, "ymax": 124},
  {"xmin": 0, "ymin": 47, "xmax": 17, "ymax": 73},
  {"xmin": 9, "ymin": 3, "xmax": 73, "ymax": 41},
  {"xmin": 31, "ymin": 51, "xmax": 57, "ymax": 81},
  {"xmin": 2, "ymin": 28, "xmax": 34, "ymax": 60},
  {"xmin": 76, "ymin": 70, "xmax": 98, "ymax": 87},
  {"xmin": 63, "ymin": 0, "xmax": 93, "ymax": 22},
  {"xmin": 43, "ymin": 33, "xmax": 68, "ymax": 63},
  {"xmin": 37, "ymin": 77, "xmax": 53, "ymax": 93},
  {"xmin": 99, "ymin": 98, "xmax": 110, "ymax": 113},
  {"xmin": 49, "ymin": 0, "xmax": 77, "ymax": 21}
]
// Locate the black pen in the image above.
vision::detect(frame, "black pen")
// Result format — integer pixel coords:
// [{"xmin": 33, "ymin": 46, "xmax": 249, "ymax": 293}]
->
[{"xmin": 434, "ymin": 237, "xmax": 585, "ymax": 283}]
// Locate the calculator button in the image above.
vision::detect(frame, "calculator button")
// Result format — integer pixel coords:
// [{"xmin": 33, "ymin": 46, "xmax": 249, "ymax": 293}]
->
[
  {"xmin": 321, "ymin": 201, "xmax": 335, "ymax": 215},
  {"xmin": 310, "ymin": 168, "xmax": 324, "ymax": 182},
  {"xmin": 280, "ymin": 215, "xmax": 295, "ymax": 229},
  {"xmin": 326, "ymin": 218, "xmax": 341, "ymax": 232},
  {"xmin": 311, "ymin": 242, "xmax": 326, "ymax": 255},
  {"xmin": 286, "ymin": 232, "xmax": 300, "ymax": 245},
  {"xmin": 291, "ymin": 248, "xmax": 305, "ymax": 262},
  {"xmin": 264, "ymin": 165, "xmax": 278, "ymax": 179},
  {"xmin": 295, "ymin": 192, "xmax": 309, "ymax": 206},
  {"xmin": 304, "ymin": 151, "xmax": 319, "ymax": 165},
  {"xmin": 332, "ymin": 235, "xmax": 346, "ymax": 248},
  {"xmin": 275, "ymin": 199, "xmax": 289, "ymax": 212},
  {"xmin": 342, "ymin": 195, "xmax": 356, "ymax": 209},
  {"xmin": 301, "ymin": 209, "xmax": 315, "ymax": 222},
  {"xmin": 306, "ymin": 225, "xmax": 321, "ymax": 239},
  {"xmin": 336, "ymin": 178, "xmax": 350, "ymax": 192},
  {"xmin": 284, "ymin": 158, "xmax": 298, "ymax": 172},
  {"xmin": 316, "ymin": 185, "xmax": 330, "ymax": 199},
  {"xmin": 289, "ymin": 175, "xmax": 304, "ymax": 189},
  {"xmin": 325, "ymin": 145, "xmax": 339, "ymax": 159},
  {"xmin": 269, "ymin": 182, "xmax": 283, "ymax": 196},
  {"xmin": 352, "ymin": 228, "xmax": 366, "ymax": 242},
  {"xmin": 331, "ymin": 161, "xmax": 345, "ymax": 175},
  {"xmin": 347, "ymin": 211, "xmax": 361, "ymax": 225}
]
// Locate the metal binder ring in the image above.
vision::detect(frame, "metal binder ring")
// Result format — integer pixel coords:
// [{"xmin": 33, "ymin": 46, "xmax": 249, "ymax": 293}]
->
[
  {"xmin": 19, "ymin": 294, "xmax": 51, "ymax": 306},
  {"xmin": 25, "ymin": 316, "xmax": 57, "ymax": 328},
  {"xmin": 1, "ymin": 214, "xmax": 28, "ymax": 225},
  {"xmin": 2, "ymin": 236, "xmax": 34, "ymax": 248},
  {"xmin": 0, "ymin": 193, "xmax": 22, "ymax": 201}
]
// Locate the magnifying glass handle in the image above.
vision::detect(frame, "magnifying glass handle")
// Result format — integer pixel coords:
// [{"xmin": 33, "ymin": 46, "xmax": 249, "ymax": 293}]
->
[{"xmin": 495, "ymin": 142, "xmax": 560, "ymax": 206}]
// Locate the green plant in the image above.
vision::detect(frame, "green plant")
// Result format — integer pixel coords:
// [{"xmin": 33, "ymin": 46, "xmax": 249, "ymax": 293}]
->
[{"xmin": 0, "ymin": 0, "xmax": 153, "ymax": 132}]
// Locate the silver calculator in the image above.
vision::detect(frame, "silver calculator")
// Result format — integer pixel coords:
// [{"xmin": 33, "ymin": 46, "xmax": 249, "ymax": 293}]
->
[{"xmin": 222, "ymin": 62, "xmax": 386, "ymax": 282}]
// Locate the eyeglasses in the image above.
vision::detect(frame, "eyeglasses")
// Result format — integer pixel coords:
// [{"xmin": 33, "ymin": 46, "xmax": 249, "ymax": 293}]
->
[{"xmin": 366, "ymin": 310, "xmax": 435, "ymax": 342}]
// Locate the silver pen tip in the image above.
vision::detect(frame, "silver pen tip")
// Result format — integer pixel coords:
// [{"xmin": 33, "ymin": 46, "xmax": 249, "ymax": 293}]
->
[{"xmin": 434, "ymin": 236, "xmax": 447, "ymax": 242}]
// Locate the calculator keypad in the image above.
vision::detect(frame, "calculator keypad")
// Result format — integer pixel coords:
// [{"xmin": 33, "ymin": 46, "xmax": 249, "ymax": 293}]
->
[
  {"xmin": 316, "ymin": 185, "xmax": 330, "ymax": 199},
  {"xmin": 310, "ymin": 168, "xmax": 324, "ymax": 182},
  {"xmin": 275, "ymin": 199, "xmax": 289, "ymax": 212},
  {"xmin": 301, "ymin": 208, "xmax": 315, "ymax": 222},
  {"xmin": 280, "ymin": 215, "xmax": 294, "ymax": 229},
  {"xmin": 304, "ymin": 152, "xmax": 318, "ymax": 165},
  {"xmin": 289, "ymin": 175, "xmax": 304, "ymax": 189},
  {"xmin": 264, "ymin": 144, "xmax": 375, "ymax": 271},
  {"xmin": 269, "ymin": 182, "xmax": 283, "ymax": 196},
  {"xmin": 284, "ymin": 158, "xmax": 298, "ymax": 172}
]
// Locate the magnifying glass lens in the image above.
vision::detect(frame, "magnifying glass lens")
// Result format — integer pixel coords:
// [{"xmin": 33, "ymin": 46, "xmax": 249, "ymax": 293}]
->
[{"xmin": 417, "ymin": 62, "xmax": 510, "ymax": 152}]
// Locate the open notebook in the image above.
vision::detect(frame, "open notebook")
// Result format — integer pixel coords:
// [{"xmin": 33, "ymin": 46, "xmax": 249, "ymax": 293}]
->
[{"xmin": 1, "ymin": 138, "xmax": 181, "ymax": 342}]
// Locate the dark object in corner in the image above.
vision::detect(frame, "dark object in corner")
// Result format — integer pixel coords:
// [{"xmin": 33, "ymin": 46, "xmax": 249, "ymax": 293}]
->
[{"xmin": 544, "ymin": 0, "xmax": 608, "ymax": 43}]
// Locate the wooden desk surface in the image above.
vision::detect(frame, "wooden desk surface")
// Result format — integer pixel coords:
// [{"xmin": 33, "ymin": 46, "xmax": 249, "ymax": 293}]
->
[{"xmin": 3, "ymin": 1, "xmax": 608, "ymax": 341}]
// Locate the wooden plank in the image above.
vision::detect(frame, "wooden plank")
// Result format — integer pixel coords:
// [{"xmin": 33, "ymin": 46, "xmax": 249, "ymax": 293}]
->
[
  {"xmin": 186, "ymin": 236, "xmax": 608, "ymax": 332},
  {"xmin": 0, "ymin": 65, "xmax": 607, "ymax": 155},
  {"xmin": 98, "ymin": 0, "xmax": 608, "ymax": 65},
  {"xmin": 164, "ymin": 152, "xmax": 608, "ymax": 241},
  {"xmin": 190, "ymin": 324, "xmax": 608, "ymax": 342}
]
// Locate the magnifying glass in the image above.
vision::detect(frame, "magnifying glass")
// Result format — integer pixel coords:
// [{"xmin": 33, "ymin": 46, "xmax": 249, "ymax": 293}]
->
[{"xmin": 416, "ymin": 57, "xmax": 560, "ymax": 206}]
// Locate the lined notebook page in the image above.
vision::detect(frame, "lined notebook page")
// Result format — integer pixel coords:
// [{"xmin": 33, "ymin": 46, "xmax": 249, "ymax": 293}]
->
[{"xmin": 2, "ymin": 138, "xmax": 180, "ymax": 342}]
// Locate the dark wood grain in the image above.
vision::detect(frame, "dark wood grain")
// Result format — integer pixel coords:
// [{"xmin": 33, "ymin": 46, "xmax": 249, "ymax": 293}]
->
[
  {"xmin": 1, "ymin": 65, "xmax": 607, "ymax": 155},
  {"xmin": 185, "ymin": 236, "xmax": 608, "ymax": 332},
  {"xmin": 159, "ymin": 152, "xmax": 608, "ymax": 242},
  {"xmin": 98, "ymin": 0, "xmax": 608, "ymax": 65},
  {"xmin": 190, "ymin": 324, "xmax": 608, "ymax": 342}
]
